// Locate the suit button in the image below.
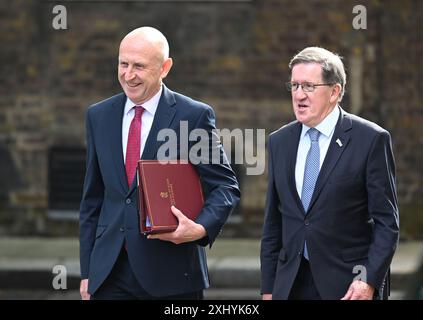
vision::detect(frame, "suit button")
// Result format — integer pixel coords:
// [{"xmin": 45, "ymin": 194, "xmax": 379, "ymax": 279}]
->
[
  {"xmin": 120, "ymin": 227, "xmax": 124, "ymax": 232},
  {"xmin": 304, "ymin": 220, "xmax": 310, "ymax": 226},
  {"xmin": 298, "ymin": 251, "xmax": 302, "ymax": 256},
  {"xmin": 126, "ymin": 198, "xmax": 131, "ymax": 204}
]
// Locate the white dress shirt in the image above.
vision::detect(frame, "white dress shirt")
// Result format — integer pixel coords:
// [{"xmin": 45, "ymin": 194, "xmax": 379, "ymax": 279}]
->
[
  {"xmin": 122, "ymin": 86, "xmax": 163, "ymax": 163},
  {"xmin": 295, "ymin": 106, "xmax": 340, "ymax": 198}
]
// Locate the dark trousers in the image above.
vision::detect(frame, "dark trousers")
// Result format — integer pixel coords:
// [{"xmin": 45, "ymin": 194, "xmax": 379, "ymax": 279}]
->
[
  {"xmin": 288, "ymin": 257, "xmax": 321, "ymax": 300},
  {"xmin": 91, "ymin": 248, "xmax": 203, "ymax": 300}
]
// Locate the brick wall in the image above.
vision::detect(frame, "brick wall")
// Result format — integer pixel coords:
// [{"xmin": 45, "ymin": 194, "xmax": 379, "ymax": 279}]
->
[{"xmin": 0, "ymin": 0, "xmax": 421, "ymax": 237}]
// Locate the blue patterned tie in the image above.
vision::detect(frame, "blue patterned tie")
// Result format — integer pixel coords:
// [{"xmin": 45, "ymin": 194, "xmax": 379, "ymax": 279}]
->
[{"xmin": 301, "ymin": 128, "xmax": 321, "ymax": 259}]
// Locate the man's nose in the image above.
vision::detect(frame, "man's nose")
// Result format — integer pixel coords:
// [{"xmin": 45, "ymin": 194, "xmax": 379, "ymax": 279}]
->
[
  {"xmin": 294, "ymin": 87, "xmax": 307, "ymax": 100},
  {"xmin": 125, "ymin": 66, "xmax": 136, "ymax": 81}
]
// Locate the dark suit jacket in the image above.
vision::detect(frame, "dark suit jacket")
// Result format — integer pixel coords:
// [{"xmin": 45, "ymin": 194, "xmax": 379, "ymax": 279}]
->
[
  {"xmin": 79, "ymin": 86, "xmax": 240, "ymax": 297},
  {"xmin": 260, "ymin": 107, "xmax": 399, "ymax": 299}
]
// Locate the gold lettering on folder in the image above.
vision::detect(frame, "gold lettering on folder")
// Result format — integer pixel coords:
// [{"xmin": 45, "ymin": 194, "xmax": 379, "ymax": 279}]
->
[{"xmin": 166, "ymin": 178, "xmax": 176, "ymax": 206}]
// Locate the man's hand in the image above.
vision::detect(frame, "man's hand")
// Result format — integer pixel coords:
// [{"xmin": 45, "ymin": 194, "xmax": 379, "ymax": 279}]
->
[
  {"xmin": 80, "ymin": 279, "xmax": 90, "ymax": 300},
  {"xmin": 341, "ymin": 280, "xmax": 374, "ymax": 300},
  {"xmin": 262, "ymin": 294, "xmax": 272, "ymax": 300},
  {"xmin": 147, "ymin": 206, "xmax": 206, "ymax": 244}
]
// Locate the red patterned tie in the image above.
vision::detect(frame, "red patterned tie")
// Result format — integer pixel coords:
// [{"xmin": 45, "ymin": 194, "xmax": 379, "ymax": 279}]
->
[{"xmin": 125, "ymin": 106, "xmax": 144, "ymax": 186}]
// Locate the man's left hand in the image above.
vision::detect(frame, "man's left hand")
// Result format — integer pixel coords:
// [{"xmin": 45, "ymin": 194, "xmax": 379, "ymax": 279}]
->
[
  {"xmin": 147, "ymin": 206, "xmax": 206, "ymax": 244},
  {"xmin": 341, "ymin": 280, "xmax": 375, "ymax": 300}
]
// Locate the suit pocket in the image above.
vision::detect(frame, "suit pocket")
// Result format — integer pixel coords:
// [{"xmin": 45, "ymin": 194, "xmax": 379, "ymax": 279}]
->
[
  {"xmin": 95, "ymin": 225, "xmax": 106, "ymax": 239},
  {"xmin": 278, "ymin": 248, "xmax": 287, "ymax": 262},
  {"xmin": 341, "ymin": 244, "xmax": 369, "ymax": 262}
]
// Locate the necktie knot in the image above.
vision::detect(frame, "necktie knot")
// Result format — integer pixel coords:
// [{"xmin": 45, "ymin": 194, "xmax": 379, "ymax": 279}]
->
[
  {"xmin": 134, "ymin": 105, "xmax": 144, "ymax": 120},
  {"xmin": 308, "ymin": 128, "xmax": 320, "ymax": 142}
]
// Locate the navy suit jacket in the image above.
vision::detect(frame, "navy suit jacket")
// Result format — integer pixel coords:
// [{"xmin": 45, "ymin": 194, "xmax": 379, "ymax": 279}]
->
[
  {"xmin": 79, "ymin": 86, "xmax": 240, "ymax": 297},
  {"xmin": 260, "ymin": 107, "xmax": 399, "ymax": 299}
]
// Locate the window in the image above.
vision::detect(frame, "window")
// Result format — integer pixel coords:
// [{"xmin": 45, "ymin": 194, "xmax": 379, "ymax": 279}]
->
[{"xmin": 48, "ymin": 146, "xmax": 86, "ymax": 220}]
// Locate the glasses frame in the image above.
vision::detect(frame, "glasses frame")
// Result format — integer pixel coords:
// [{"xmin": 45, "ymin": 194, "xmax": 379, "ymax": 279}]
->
[{"xmin": 285, "ymin": 82, "xmax": 335, "ymax": 92}]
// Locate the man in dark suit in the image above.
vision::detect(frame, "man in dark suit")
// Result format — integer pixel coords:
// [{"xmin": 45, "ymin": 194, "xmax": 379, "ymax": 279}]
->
[
  {"xmin": 79, "ymin": 27, "xmax": 240, "ymax": 300},
  {"xmin": 260, "ymin": 47, "xmax": 399, "ymax": 300}
]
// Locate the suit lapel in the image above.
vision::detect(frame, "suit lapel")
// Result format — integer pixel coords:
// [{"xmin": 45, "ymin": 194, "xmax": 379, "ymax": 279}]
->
[
  {"xmin": 127, "ymin": 86, "xmax": 177, "ymax": 192},
  {"xmin": 307, "ymin": 108, "xmax": 352, "ymax": 213},
  {"xmin": 141, "ymin": 86, "xmax": 177, "ymax": 160},
  {"xmin": 287, "ymin": 122, "xmax": 305, "ymax": 215},
  {"xmin": 107, "ymin": 93, "xmax": 128, "ymax": 192}
]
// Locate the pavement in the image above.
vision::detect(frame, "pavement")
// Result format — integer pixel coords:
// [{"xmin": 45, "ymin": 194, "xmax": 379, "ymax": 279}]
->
[{"xmin": 0, "ymin": 237, "xmax": 422, "ymax": 300}]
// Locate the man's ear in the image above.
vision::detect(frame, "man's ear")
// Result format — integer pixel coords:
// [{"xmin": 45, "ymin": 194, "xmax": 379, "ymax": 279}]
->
[
  {"xmin": 330, "ymin": 83, "xmax": 342, "ymax": 103},
  {"xmin": 160, "ymin": 58, "xmax": 173, "ymax": 79}
]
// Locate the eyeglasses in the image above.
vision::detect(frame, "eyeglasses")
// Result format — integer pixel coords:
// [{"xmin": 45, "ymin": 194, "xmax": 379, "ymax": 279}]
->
[{"xmin": 285, "ymin": 82, "xmax": 334, "ymax": 92}]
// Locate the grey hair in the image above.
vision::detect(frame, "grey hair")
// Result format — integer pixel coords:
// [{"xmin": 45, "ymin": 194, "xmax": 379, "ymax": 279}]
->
[{"xmin": 289, "ymin": 47, "xmax": 346, "ymax": 102}]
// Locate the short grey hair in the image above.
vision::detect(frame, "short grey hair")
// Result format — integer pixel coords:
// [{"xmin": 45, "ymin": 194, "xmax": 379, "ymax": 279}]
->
[{"xmin": 289, "ymin": 47, "xmax": 346, "ymax": 102}]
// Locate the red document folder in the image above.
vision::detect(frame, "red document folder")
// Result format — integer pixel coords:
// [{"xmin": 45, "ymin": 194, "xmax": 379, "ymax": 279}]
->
[{"xmin": 137, "ymin": 160, "xmax": 204, "ymax": 235}]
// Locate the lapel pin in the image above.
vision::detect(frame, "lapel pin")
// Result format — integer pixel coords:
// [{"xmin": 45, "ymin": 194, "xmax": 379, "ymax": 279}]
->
[{"xmin": 336, "ymin": 138, "xmax": 343, "ymax": 147}]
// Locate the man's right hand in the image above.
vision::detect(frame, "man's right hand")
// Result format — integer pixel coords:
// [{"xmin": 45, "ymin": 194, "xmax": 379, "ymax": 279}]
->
[
  {"xmin": 262, "ymin": 293, "xmax": 272, "ymax": 300},
  {"xmin": 80, "ymin": 279, "xmax": 90, "ymax": 300}
]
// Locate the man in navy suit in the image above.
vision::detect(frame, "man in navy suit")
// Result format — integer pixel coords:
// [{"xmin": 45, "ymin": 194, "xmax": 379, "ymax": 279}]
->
[
  {"xmin": 79, "ymin": 27, "xmax": 240, "ymax": 300},
  {"xmin": 260, "ymin": 47, "xmax": 399, "ymax": 300}
]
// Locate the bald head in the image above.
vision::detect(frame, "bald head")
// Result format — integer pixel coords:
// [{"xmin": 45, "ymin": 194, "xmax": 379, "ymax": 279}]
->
[
  {"xmin": 120, "ymin": 27, "xmax": 169, "ymax": 63},
  {"xmin": 118, "ymin": 27, "xmax": 173, "ymax": 105}
]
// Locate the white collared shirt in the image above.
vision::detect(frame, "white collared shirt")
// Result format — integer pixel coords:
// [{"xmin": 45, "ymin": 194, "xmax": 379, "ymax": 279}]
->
[
  {"xmin": 295, "ymin": 106, "xmax": 340, "ymax": 198},
  {"xmin": 122, "ymin": 86, "xmax": 163, "ymax": 163}
]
